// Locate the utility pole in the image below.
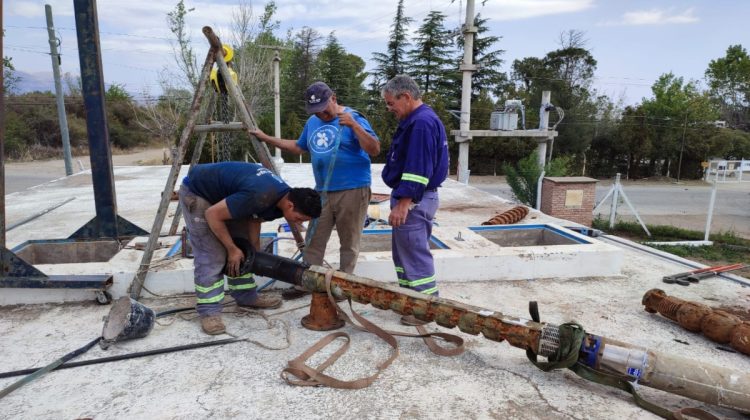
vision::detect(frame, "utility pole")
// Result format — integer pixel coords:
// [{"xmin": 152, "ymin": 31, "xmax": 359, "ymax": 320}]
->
[
  {"xmin": 258, "ymin": 44, "xmax": 291, "ymax": 165},
  {"xmin": 272, "ymin": 48, "xmax": 282, "ymax": 162},
  {"xmin": 456, "ymin": 0, "xmax": 477, "ymax": 184},
  {"xmin": 1, "ymin": 0, "xmax": 6, "ymax": 248},
  {"xmin": 537, "ymin": 91, "xmax": 551, "ymax": 168},
  {"xmin": 45, "ymin": 4, "xmax": 73, "ymax": 176},
  {"xmin": 676, "ymin": 112, "xmax": 688, "ymax": 183}
]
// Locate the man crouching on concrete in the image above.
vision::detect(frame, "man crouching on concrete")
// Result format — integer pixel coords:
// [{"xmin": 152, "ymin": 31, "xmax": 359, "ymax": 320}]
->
[{"xmin": 179, "ymin": 162, "xmax": 321, "ymax": 335}]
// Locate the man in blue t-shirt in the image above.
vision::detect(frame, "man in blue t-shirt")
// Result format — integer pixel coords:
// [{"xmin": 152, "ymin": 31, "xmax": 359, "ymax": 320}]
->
[
  {"xmin": 251, "ymin": 81, "xmax": 380, "ymax": 299},
  {"xmin": 179, "ymin": 162, "xmax": 321, "ymax": 335},
  {"xmin": 381, "ymin": 75, "xmax": 449, "ymax": 322}
]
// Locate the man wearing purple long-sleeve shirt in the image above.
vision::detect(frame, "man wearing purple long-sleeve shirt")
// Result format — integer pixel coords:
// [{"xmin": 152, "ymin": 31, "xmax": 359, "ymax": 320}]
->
[{"xmin": 381, "ymin": 75, "xmax": 449, "ymax": 301}]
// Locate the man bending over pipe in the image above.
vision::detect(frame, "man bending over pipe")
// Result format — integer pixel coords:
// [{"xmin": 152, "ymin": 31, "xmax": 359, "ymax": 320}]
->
[{"xmin": 179, "ymin": 162, "xmax": 321, "ymax": 335}]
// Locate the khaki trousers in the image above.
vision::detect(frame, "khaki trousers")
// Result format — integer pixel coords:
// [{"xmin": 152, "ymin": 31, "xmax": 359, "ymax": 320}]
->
[{"xmin": 304, "ymin": 186, "xmax": 371, "ymax": 274}]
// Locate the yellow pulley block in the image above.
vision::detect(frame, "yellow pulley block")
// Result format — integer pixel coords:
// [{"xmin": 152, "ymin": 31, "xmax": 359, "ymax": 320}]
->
[
  {"xmin": 210, "ymin": 67, "xmax": 238, "ymax": 93},
  {"xmin": 221, "ymin": 44, "xmax": 234, "ymax": 62}
]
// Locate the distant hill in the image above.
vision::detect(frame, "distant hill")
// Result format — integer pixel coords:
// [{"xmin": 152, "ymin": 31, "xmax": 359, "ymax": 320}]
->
[
  {"xmin": 12, "ymin": 70, "xmax": 140, "ymax": 98},
  {"xmin": 15, "ymin": 71, "xmax": 56, "ymax": 94}
]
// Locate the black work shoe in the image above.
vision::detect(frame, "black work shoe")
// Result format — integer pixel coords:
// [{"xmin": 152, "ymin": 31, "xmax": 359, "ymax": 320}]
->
[{"xmin": 281, "ymin": 286, "xmax": 310, "ymax": 300}]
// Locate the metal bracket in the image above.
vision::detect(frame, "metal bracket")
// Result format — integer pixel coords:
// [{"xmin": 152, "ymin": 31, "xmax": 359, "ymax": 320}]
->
[
  {"xmin": 68, "ymin": 215, "xmax": 148, "ymax": 240},
  {"xmin": 0, "ymin": 246, "xmax": 113, "ymax": 289}
]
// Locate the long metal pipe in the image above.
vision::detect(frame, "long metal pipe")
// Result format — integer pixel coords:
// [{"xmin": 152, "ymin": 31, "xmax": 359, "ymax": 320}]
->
[
  {"xmin": 1, "ymin": 0, "xmax": 6, "ymax": 249},
  {"xmin": 247, "ymin": 250, "xmax": 750, "ymax": 414}
]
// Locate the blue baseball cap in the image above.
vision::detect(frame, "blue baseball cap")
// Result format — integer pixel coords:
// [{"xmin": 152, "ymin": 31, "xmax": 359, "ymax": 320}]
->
[{"xmin": 305, "ymin": 82, "xmax": 333, "ymax": 114}]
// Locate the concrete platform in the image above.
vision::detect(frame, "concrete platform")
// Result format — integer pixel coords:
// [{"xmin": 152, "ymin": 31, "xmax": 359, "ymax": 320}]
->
[
  {"xmin": 3, "ymin": 164, "xmax": 622, "ymax": 305},
  {"xmin": 1, "ymin": 163, "xmax": 749, "ymax": 418}
]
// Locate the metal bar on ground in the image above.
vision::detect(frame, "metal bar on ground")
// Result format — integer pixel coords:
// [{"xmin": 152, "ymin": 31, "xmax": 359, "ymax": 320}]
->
[{"xmin": 7, "ymin": 198, "xmax": 76, "ymax": 231}]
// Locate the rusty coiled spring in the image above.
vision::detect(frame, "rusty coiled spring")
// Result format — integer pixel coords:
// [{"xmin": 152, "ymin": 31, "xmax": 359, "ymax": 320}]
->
[{"xmin": 481, "ymin": 206, "xmax": 529, "ymax": 225}]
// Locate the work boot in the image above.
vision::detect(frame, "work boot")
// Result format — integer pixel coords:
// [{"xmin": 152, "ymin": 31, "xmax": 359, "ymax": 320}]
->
[
  {"xmin": 281, "ymin": 286, "xmax": 311, "ymax": 300},
  {"xmin": 201, "ymin": 315, "xmax": 226, "ymax": 335},
  {"xmin": 400, "ymin": 315, "xmax": 429, "ymax": 326},
  {"xmin": 237, "ymin": 293, "xmax": 282, "ymax": 310}
]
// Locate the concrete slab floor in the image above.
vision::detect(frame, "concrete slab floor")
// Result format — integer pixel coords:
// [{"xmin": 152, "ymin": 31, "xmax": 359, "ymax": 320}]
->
[
  {"xmin": 1, "ymin": 164, "xmax": 749, "ymax": 418},
  {"xmin": 1, "ymin": 254, "xmax": 748, "ymax": 419}
]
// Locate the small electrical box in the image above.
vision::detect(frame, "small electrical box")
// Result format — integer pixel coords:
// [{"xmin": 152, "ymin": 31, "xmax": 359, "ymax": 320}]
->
[
  {"xmin": 490, "ymin": 99, "xmax": 523, "ymax": 130},
  {"xmin": 490, "ymin": 112, "xmax": 518, "ymax": 130}
]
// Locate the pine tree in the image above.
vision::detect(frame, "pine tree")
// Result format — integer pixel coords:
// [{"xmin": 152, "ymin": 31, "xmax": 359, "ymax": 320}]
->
[
  {"xmin": 371, "ymin": 0, "xmax": 413, "ymax": 83},
  {"xmin": 408, "ymin": 11, "xmax": 454, "ymax": 95},
  {"xmin": 316, "ymin": 32, "xmax": 368, "ymax": 109},
  {"xmin": 282, "ymin": 27, "xmax": 322, "ymax": 119}
]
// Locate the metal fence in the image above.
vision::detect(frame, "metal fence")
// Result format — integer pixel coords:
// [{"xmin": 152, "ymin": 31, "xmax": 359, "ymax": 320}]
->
[{"xmin": 704, "ymin": 159, "xmax": 750, "ymax": 183}]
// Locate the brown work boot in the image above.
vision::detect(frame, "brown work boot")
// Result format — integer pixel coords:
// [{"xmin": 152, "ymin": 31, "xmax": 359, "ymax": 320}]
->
[
  {"xmin": 201, "ymin": 315, "xmax": 226, "ymax": 335},
  {"xmin": 238, "ymin": 293, "xmax": 282, "ymax": 310},
  {"xmin": 400, "ymin": 315, "xmax": 429, "ymax": 326}
]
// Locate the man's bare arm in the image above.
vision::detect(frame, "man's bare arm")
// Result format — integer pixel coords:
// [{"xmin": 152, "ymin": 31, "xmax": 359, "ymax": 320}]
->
[
  {"xmin": 338, "ymin": 112, "xmax": 380, "ymax": 156},
  {"xmin": 250, "ymin": 128, "xmax": 305, "ymax": 155},
  {"xmin": 204, "ymin": 199, "xmax": 244, "ymax": 277}
]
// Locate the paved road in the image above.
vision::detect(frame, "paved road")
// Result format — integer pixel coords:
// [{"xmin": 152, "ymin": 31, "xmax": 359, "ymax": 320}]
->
[
  {"xmin": 469, "ymin": 177, "xmax": 750, "ymax": 238},
  {"xmin": 4, "ymin": 149, "xmax": 166, "ymax": 194},
  {"xmin": 6, "ymin": 158, "xmax": 749, "ymax": 237}
]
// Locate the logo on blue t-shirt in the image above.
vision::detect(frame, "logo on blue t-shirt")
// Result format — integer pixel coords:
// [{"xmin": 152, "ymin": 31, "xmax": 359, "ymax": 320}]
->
[
  {"xmin": 308, "ymin": 125, "xmax": 338, "ymax": 154},
  {"xmin": 256, "ymin": 166, "xmax": 283, "ymax": 183}
]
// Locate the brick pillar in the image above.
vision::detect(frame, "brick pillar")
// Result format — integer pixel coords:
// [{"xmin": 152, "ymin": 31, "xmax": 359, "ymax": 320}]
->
[{"xmin": 540, "ymin": 177, "xmax": 597, "ymax": 226}]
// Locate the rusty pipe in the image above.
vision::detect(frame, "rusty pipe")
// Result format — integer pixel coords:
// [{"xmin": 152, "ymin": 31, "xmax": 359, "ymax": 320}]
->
[
  {"xmin": 643, "ymin": 288, "xmax": 750, "ymax": 356},
  {"xmin": 246, "ymin": 251, "xmax": 750, "ymax": 414}
]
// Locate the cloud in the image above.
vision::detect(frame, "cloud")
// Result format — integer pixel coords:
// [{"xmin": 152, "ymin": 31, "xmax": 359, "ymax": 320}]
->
[
  {"xmin": 598, "ymin": 8, "xmax": 699, "ymax": 26},
  {"xmin": 479, "ymin": 0, "xmax": 595, "ymax": 21},
  {"xmin": 6, "ymin": 0, "xmax": 73, "ymax": 18}
]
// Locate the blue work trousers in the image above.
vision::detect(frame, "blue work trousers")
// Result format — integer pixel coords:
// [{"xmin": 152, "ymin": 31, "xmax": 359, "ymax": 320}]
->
[
  {"xmin": 179, "ymin": 185, "xmax": 259, "ymax": 316},
  {"xmin": 390, "ymin": 191, "xmax": 439, "ymax": 296}
]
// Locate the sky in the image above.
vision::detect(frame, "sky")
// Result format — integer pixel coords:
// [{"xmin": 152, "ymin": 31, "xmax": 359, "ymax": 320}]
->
[{"xmin": 3, "ymin": 0, "xmax": 749, "ymax": 107}]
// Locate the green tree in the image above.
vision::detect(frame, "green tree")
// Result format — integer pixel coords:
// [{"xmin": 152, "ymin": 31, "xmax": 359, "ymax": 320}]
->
[
  {"xmin": 510, "ymin": 31, "xmax": 599, "ymax": 161},
  {"xmin": 230, "ymin": 1, "xmax": 281, "ymax": 117},
  {"xmin": 281, "ymin": 27, "xmax": 321, "ymax": 124},
  {"xmin": 504, "ymin": 151, "xmax": 571, "ymax": 206},
  {"xmin": 3, "ymin": 56, "xmax": 19, "ymax": 95},
  {"xmin": 642, "ymin": 73, "xmax": 719, "ymax": 179},
  {"xmin": 371, "ymin": 0, "xmax": 412, "ymax": 83},
  {"xmin": 166, "ymin": 0, "xmax": 199, "ymax": 89},
  {"xmin": 705, "ymin": 44, "xmax": 750, "ymax": 129},
  {"xmin": 589, "ymin": 104, "xmax": 652, "ymax": 178},
  {"xmin": 408, "ymin": 11, "xmax": 454, "ymax": 95},
  {"xmin": 316, "ymin": 32, "xmax": 367, "ymax": 108},
  {"xmin": 706, "ymin": 128, "xmax": 750, "ymax": 159},
  {"xmin": 3, "ymin": 30, "xmax": 19, "ymax": 94}
]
